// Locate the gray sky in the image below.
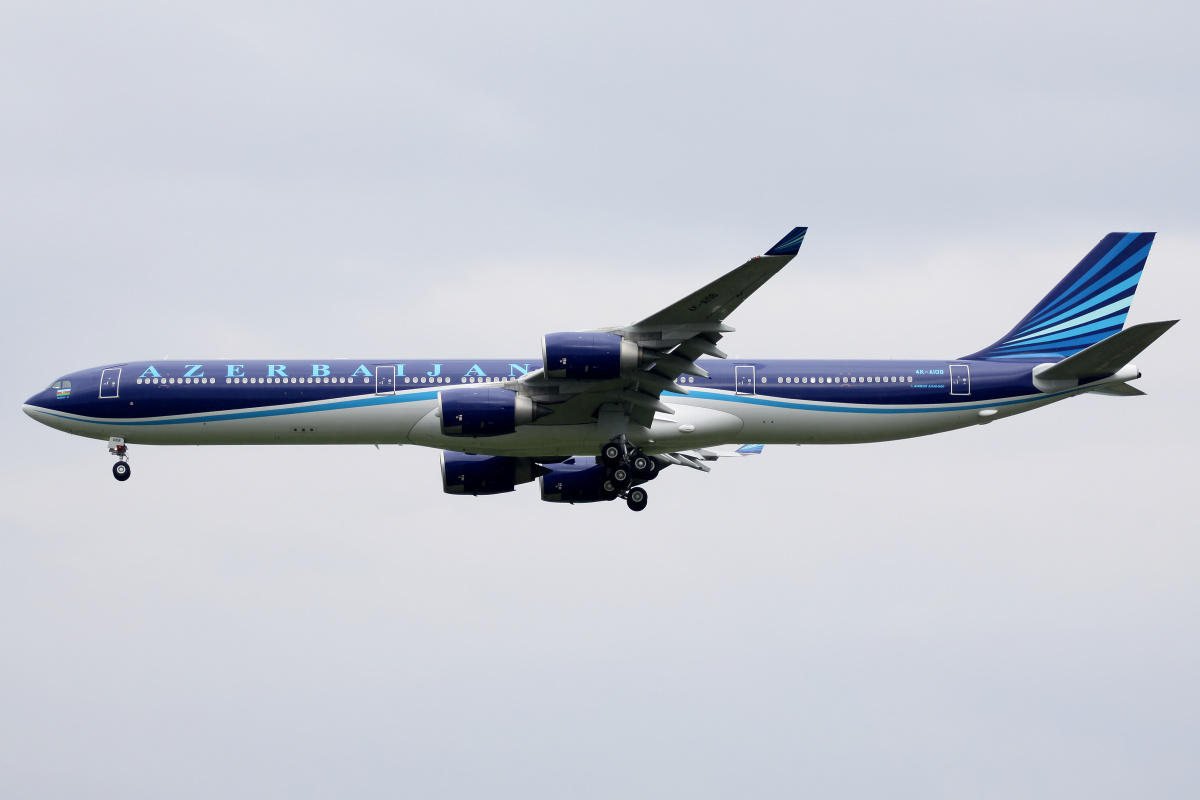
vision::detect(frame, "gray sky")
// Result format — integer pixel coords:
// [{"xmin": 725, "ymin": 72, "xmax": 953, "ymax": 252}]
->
[{"xmin": 2, "ymin": 2, "xmax": 1198, "ymax": 797}]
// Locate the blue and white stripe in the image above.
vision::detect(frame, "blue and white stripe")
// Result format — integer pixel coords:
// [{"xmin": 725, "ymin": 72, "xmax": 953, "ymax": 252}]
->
[{"xmin": 964, "ymin": 232, "xmax": 1155, "ymax": 361}]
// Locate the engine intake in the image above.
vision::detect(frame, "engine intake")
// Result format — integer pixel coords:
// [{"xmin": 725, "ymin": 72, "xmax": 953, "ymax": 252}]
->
[
  {"xmin": 441, "ymin": 453, "xmax": 545, "ymax": 496},
  {"xmin": 542, "ymin": 332, "xmax": 641, "ymax": 380},
  {"xmin": 439, "ymin": 388, "xmax": 550, "ymax": 437}
]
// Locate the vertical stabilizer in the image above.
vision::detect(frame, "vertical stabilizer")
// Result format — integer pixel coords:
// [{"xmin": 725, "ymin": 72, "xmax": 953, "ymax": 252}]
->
[{"xmin": 962, "ymin": 232, "xmax": 1156, "ymax": 361}]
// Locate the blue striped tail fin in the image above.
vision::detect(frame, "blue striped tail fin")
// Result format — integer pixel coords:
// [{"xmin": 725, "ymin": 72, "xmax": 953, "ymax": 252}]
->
[{"xmin": 961, "ymin": 232, "xmax": 1156, "ymax": 361}]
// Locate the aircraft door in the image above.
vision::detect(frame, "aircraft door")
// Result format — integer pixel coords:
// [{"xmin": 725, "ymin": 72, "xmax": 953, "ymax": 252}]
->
[
  {"xmin": 375, "ymin": 365, "xmax": 396, "ymax": 395},
  {"xmin": 99, "ymin": 368, "xmax": 121, "ymax": 399},
  {"xmin": 950, "ymin": 364, "xmax": 971, "ymax": 395},
  {"xmin": 735, "ymin": 365, "xmax": 756, "ymax": 395}
]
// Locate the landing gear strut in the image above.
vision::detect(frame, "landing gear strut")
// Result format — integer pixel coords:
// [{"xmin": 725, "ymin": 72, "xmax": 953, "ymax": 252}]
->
[
  {"xmin": 109, "ymin": 437, "xmax": 131, "ymax": 482},
  {"xmin": 600, "ymin": 437, "xmax": 653, "ymax": 510}
]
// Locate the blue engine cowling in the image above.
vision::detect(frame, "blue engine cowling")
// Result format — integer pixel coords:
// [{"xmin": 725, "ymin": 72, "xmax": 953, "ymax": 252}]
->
[
  {"xmin": 439, "ymin": 388, "xmax": 548, "ymax": 437},
  {"xmin": 441, "ymin": 452, "xmax": 545, "ymax": 495},
  {"xmin": 541, "ymin": 332, "xmax": 641, "ymax": 380},
  {"xmin": 539, "ymin": 457, "xmax": 614, "ymax": 503}
]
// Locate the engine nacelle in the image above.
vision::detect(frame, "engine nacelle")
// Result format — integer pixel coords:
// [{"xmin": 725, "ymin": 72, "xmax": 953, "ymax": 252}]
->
[
  {"xmin": 539, "ymin": 457, "xmax": 613, "ymax": 503},
  {"xmin": 541, "ymin": 332, "xmax": 641, "ymax": 380},
  {"xmin": 439, "ymin": 388, "xmax": 547, "ymax": 437},
  {"xmin": 441, "ymin": 452, "xmax": 543, "ymax": 496}
]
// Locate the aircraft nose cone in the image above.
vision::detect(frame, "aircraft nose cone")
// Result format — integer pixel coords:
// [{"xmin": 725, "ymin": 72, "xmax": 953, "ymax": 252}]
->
[{"xmin": 23, "ymin": 392, "xmax": 50, "ymax": 418}]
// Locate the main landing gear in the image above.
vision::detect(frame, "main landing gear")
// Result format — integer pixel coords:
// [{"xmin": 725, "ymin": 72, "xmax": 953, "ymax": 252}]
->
[
  {"xmin": 600, "ymin": 437, "xmax": 657, "ymax": 511},
  {"xmin": 109, "ymin": 437, "xmax": 131, "ymax": 482}
]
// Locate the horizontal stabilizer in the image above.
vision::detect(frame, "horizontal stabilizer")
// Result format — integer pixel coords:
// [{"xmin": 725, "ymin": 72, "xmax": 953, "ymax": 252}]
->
[
  {"xmin": 1036, "ymin": 320, "xmax": 1178, "ymax": 382},
  {"xmin": 1090, "ymin": 383, "xmax": 1147, "ymax": 397}
]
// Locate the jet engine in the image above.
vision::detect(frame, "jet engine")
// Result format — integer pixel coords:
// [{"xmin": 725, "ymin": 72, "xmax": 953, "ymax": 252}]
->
[
  {"xmin": 438, "ymin": 387, "xmax": 550, "ymax": 437},
  {"xmin": 441, "ymin": 452, "xmax": 546, "ymax": 496},
  {"xmin": 538, "ymin": 457, "xmax": 617, "ymax": 503},
  {"xmin": 541, "ymin": 332, "xmax": 641, "ymax": 380}
]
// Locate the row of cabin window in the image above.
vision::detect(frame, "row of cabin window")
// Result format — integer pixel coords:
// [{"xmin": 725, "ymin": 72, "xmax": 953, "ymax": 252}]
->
[
  {"xmin": 228, "ymin": 377, "xmax": 371, "ymax": 384},
  {"xmin": 403, "ymin": 379, "xmax": 506, "ymax": 383},
  {"xmin": 133, "ymin": 375, "xmax": 515, "ymax": 386},
  {"xmin": 136, "ymin": 377, "xmax": 370, "ymax": 385},
  {"xmin": 775, "ymin": 376, "xmax": 913, "ymax": 384},
  {"xmin": 669, "ymin": 375, "xmax": 914, "ymax": 385}
]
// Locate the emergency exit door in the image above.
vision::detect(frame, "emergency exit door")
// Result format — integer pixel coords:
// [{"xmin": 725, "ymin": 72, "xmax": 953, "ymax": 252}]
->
[
  {"xmin": 735, "ymin": 365, "xmax": 756, "ymax": 395},
  {"xmin": 99, "ymin": 368, "xmax": 121, "ymax": 399},
  {"xmin": 375, "ymin": 365, "xmax": 396, "ymax": 395},
  {"xmin": 950, "ymin": 364, "xmax": 971, "ymax": 395}
]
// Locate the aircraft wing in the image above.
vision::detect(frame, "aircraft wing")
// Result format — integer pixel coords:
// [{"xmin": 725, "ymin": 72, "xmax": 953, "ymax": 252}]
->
[
  {"xmin": 657, "ymin": 444, "xmax": 766, "ymax": 471},
  {"xmin": 519, "ymin": 227, "xmax": 808, "ymax": 428}
]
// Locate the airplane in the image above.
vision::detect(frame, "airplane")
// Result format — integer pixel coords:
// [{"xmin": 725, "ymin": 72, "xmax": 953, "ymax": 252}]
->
[{"xmin": 23, "ymin": 228, "xmax": 1177, "ymax": 511}]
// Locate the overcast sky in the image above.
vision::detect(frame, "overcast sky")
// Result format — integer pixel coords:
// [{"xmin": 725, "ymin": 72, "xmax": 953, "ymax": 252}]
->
[{"xmin": 2, "ymin": 2, "xmax": 1198, "ymax": 798}]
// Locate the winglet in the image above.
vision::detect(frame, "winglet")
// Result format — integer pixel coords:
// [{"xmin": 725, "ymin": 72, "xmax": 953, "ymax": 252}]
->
[
  {"xmin": 735, "ymin": 443, "xmax": 764, "ymax": 455},
  {"xmin": 764, "ymin": 227, "xmax": 808, "ymax": 256}
]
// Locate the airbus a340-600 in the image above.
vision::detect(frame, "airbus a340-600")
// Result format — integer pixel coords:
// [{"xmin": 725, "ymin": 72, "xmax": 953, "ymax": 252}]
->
[{"xmin": 24, "ymin": 228, "xmax": 1176, "ymax": 511}]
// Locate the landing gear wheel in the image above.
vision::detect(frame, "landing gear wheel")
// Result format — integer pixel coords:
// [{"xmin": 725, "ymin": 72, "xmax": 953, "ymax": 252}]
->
[
  {"xmin": 626, "ymin": 487, "xmax": 648, "ymax": 512},
  {"xmin": 601, "ymin": 443, "xmax": 623, "ymax": 467},
  {"xmin": 631, "ymin": 454, "xmax": 657, "ymax": 478},
  {"xmin": 600, "ymin": 480, "xmax": 620, "ymax": 501},
  {"xmin": 112, "ymin": 461, "xmax": 131, "ymax": 482},
  {"xmin": 610, "ymin": 466, "xmax": 631, "ymax": 488}
]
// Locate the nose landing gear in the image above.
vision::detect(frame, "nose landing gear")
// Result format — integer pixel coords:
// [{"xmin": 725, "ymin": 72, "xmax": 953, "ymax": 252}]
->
[{"xmin": 109, "ymin": 437, "xmax": 131, "ymax": 482}]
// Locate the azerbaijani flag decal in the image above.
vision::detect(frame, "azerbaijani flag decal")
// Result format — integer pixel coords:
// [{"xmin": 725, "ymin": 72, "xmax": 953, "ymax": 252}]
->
[{"xmin": 56, "ymin": 386, "xmax": 71, "ymax": 399}]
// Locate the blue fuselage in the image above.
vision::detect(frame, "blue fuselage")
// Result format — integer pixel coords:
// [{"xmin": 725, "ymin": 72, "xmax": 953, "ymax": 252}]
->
[{"xmin": 24, "ymin": 356, "xmax": 1088, "ymax": 456}]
